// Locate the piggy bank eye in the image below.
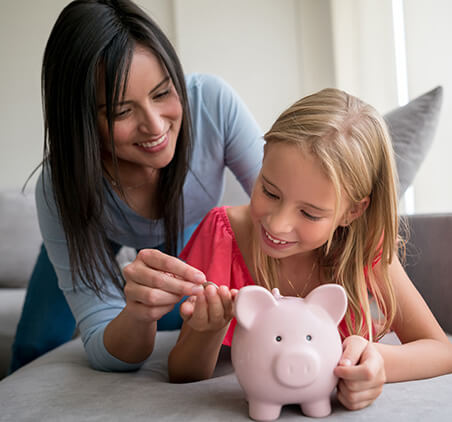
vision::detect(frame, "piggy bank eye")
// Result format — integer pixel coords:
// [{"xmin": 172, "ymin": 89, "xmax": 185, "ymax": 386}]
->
[
  {"xmin": 306, "ymin": 334, "xmax": 312, "ymax": 341},
  {"xmin": 275, "ymin": 335, "xmax": 282, "ymax": 342}
]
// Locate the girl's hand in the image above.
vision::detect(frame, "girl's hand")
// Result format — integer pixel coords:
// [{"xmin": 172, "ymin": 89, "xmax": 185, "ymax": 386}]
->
[
  {"xmin": 122, "ymin": 249, "xmax": 206, "ymax": 323},
  {"xmin": 334, "ymin": 335, "xmax": 386, "ymax": 410},
  {"xmin": 179, "ymin": 284, "xmax": 237, "ymax": 332}
]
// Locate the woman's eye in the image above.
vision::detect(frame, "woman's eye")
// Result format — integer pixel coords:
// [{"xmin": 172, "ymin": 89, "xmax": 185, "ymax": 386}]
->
[
  {"xmin": 114, "ymin": 109, "xmax": 131, "ymax": 119},
  {"xmin": 154, "ymin": 89, "xmax": 170, "ymax": 99},
  {"xmin": 262, "ymin": 185, "xmax": 279, "ymax": 200}
]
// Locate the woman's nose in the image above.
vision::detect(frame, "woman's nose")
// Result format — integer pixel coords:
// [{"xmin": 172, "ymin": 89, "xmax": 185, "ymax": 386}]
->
[{"xmin": 138, "ymin": 105, "xmax": 164, "ymax": 135}]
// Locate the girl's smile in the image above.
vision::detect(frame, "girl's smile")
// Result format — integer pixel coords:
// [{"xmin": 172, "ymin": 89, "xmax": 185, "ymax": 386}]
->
[{"xmin": 261, "ymin": 225, "xmax": 298, "ymax": 249}]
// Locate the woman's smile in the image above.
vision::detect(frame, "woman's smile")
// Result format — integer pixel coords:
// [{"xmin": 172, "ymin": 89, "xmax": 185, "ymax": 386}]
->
[{"xmin": 135, "ymin": 131, "xmax": 169, "ymax": 153}]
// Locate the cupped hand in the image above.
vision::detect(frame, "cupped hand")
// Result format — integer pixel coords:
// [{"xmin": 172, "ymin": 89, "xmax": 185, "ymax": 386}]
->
[
  {"xmin": 122, "ymin": 249, "xmax": 206, "ymax": 323},
  {"xmin": 179, "ymin": 284, "xmax": 238, "ymax": 332},
  {"xmin": 334, "ymin": 335, "xmax": 386, "ymax": 410}
]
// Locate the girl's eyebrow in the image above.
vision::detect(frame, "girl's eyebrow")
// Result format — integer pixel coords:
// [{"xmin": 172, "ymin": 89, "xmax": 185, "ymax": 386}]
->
[
  {"xmin": 98, "ymin": 76, "xmax": 170, "ymax": 109},
  {"xmin": 262, "ymin": 174, "xmax": 332, "ymax": 213}
]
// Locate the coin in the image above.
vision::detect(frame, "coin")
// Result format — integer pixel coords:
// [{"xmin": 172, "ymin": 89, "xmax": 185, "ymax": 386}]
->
[{"xmin": 202, "ymin": 281, "xmax": 219, "ymax": 289}]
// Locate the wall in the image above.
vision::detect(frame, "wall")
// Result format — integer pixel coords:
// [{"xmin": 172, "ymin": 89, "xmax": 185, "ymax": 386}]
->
[
  {"xmin": 0, "ymin": 0, "xmax": 334, "ymax": 206},
  {"xmin": 403, "ymin": 0, "xmax": 452, "ymax": 213},
  {"xmin": 1, "ymin": 0, "xmax": 451, "ymax": 212}
]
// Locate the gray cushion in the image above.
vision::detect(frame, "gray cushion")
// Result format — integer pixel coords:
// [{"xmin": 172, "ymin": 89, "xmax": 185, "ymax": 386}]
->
[
  {"xmin": 384, "ymin": 86, "xmax": 443, "ymax": 197},
  {"xmin": 0, "ymin": 288, "xmax": 26, "ymax": 379},
  {"xmin": 1, "ymin": 332, "xmax": 451, "ymax": 421},
  {"xmin": 0, "ymin": 190, "xmax": 41, "ymax": 288},
  {"xmin": 402, "ymin": 213, "xmax": 452, "ymax": 334}
]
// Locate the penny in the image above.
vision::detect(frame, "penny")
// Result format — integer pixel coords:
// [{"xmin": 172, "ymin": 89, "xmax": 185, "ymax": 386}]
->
[{"xmin": 202, "ymin": 281, "xmax": 219, "ymax": 289}]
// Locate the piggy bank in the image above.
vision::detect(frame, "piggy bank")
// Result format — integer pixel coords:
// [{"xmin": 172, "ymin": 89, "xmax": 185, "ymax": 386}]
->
[{"xmin": 231, "ymin": 284, "xmax": 348, "ymax": 421}]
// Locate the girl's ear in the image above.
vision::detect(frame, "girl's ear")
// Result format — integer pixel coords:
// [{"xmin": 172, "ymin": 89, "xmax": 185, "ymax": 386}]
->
[{"xmin": 339, "ymin": 196, "xmax": 370, "ymax": 227}]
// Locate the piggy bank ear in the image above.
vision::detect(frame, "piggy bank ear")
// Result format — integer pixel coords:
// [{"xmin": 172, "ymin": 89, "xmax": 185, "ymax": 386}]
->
[
  {"xmin": 305, "ymin": 284, "xmax": 348, "ymax": 325},
  {"xmin": 234, "ymin": 285, "xmax": 278, "ymax": 330}
]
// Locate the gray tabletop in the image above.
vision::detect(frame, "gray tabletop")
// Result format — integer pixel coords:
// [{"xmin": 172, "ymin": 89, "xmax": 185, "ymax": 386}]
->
[{"xmin": 0, "ymin": 331, "xmax": 451, "ymax": 422}]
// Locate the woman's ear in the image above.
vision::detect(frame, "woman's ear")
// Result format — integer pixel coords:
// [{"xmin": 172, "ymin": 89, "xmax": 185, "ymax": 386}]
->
[{"xmin": 339, "ymin": 196, "xmax": 370, "ymax": 227}]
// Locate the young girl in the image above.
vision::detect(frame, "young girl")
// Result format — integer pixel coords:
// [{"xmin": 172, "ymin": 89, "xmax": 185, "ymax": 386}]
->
[{"xmin": 168, "ymin": 88, "xmax": 452, "ymax": 410}]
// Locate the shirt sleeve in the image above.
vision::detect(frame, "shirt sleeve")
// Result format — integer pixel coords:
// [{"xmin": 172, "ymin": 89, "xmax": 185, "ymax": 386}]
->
[
  {"xmin": 199, "ymin": 74, "xmax": 264, "ymax": 196},
  {"xmin": 180, "ymin": 206, "xmax": 252, "ymax": 346},
  {"xmin": 179, "ymin": 207, "xmax": 233, "ymax": 288},
  {"xmin": 35, "ymin": 171, "xmax": 143, "ymax": 372}
]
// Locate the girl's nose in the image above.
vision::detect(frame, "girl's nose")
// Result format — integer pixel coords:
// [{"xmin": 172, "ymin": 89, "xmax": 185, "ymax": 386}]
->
[
  {"xmin": 139, "ymin": 105, "xmax": 164, "ymax": 135},
  {"xmin": 267, "ymin": 206, "xmax": 293, "ymax": 235}
]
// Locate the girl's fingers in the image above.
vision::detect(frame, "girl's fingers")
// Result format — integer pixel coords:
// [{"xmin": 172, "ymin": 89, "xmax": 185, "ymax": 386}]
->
[
  {"xmin": 218, "ymin": 285, "xmax": 233, "ymax": 318},
  {"xmin": 189, "ymin": 293, "xmax": 209, "ymax": 329},
  {"xmin": 205, "ymin": 284, "xmax": 225, "ymax": 323},
  {"xmin": 338, "ymin": 335, "xmax": 368, "ymax": 367},
  {"xmin": 337, "ymin": 381, "xmax": 383, "ymax": 410},
  {"xmin": 180, "ymin": 297, "xmax": 196, "ymax": 320}
]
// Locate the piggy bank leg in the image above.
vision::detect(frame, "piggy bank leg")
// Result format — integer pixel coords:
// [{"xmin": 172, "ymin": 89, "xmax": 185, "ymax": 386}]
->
[
  {"xmin": 248, "ymin": 399, "xmax": 282, "ymax": 421},
  {"xmin": 301, "ymin": 398, "xmax": 332, "ymax": 418}
]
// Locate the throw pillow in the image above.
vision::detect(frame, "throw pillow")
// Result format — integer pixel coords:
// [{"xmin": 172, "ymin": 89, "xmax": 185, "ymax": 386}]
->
[{"xmin": 384, "ymin": 86, "xmax": 443, "ymax": 198}]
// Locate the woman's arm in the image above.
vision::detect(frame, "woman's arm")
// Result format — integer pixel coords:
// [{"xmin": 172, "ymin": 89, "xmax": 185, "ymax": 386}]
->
[
  {"xmin": 36, "ymin": 174, "xmax": 206, "ymax": 370},
  {"xmin": 104, "ymin": 249, "xmax": 206, "ymax": 364},
  {"xmin": 168, "ymin": 285, "xmax": 236, "ymax": 383}
]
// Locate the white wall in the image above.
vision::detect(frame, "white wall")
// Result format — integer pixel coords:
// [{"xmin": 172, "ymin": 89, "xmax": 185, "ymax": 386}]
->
[
  {"xmin": 404, "ymin": 0, "xmax": 452, "ymax": 213},
  {"xmin": 330, "ymin": 0, "xmax": 452, "ymax": 214},
  {"xmin": 1, "ymin": 0, "xmax": 451, "ymax": 212},
  {"xmin": 0, "ymin": 0, "xmax": 333, "ymax": 205}
]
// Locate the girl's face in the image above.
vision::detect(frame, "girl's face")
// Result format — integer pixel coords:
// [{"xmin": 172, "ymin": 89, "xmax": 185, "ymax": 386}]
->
[
  {"xmin": 97, "ymin": 45, "xmax": 183, "ymax": 172},
  {"xmin": 250, "ymin": 142, "xmax": 351, "ymax": 260}
]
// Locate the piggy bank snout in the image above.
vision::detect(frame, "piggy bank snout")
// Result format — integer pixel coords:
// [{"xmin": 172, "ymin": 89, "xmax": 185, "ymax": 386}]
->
[{"xmin": 273, "ymin": 349, "xmax": 320, "ymax": 388}]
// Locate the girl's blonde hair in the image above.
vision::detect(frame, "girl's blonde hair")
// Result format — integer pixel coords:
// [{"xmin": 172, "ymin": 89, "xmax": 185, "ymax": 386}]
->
[{"xmin": 252, "ymin": 88, "xmax": 399, "ymax": 341}]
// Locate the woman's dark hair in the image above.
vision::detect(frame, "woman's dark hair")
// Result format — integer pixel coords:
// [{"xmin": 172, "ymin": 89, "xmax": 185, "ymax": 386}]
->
[{"xmin": 42, "ymin": 0, "xmax": 192, "ymax": 295}]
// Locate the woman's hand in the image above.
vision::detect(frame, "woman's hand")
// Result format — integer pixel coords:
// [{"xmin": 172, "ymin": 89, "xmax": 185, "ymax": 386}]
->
[
  {"xmin": 179, "ymin": 284, "xmax": 237, "ymax": 332},
  {"xmin": 122, "ymin": 249, "xmax": 206, "ymax": 323},
  {"xmin": 334, "ymin": 335, "xmax": 386, "ymax": 410}
]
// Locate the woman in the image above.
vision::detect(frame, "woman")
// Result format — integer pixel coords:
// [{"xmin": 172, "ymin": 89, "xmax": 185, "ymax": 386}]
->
[{"xmin": 10, "ymin": 0, "xmax": 263, "ymax": 372}]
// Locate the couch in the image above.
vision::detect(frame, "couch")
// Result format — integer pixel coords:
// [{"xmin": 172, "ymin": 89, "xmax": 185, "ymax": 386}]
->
[
  {"xmin": 1, "ymin": 86, "xmax": 451, "ymax": 420},
  {"xmin": 0, "ymin": 204, "xmax": 451, "ymax": 420}
]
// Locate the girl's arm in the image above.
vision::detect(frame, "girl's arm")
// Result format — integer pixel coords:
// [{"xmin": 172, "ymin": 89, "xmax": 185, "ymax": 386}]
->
[
  {"xmin": 375, "ymin": 253, "xmax": 452, "ymax": 381},
  {"xmin": 334, "ymin": 253, "xmax": 452, "ymax": 410},
  {"xmin": 168, "ymin": 284, "xmax": 236, "ymax": 383}
]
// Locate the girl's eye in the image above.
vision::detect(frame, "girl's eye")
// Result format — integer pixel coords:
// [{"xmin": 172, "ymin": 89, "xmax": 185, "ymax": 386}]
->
[
  {"xmin": 262, "ymin": 185, "xmax": 279, "ymax": 200},
  {"xmin": 301, "ymin": 210, "xmax": 321, "ymax": 221}
]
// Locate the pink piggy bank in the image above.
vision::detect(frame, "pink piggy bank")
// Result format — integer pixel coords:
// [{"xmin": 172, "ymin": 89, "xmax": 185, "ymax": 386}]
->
[{"xmin": 231, "ymin": 284, "xmax": 348, "ymax": 421}]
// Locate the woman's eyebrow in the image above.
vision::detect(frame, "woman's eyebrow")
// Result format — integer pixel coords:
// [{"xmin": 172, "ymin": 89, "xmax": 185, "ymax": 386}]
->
[{"xmin": 98, "ymin": 76, "xmax": 171, "ymax": 109}]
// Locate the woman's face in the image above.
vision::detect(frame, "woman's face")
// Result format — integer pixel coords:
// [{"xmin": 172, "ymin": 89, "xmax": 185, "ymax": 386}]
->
[
  {"xmin": 250, "ymin": 143, "xmax": 351, "ymax": 260},
  {"xmin": 97, "ymin": 45, "xmax": 183, "ymax": 172}
]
